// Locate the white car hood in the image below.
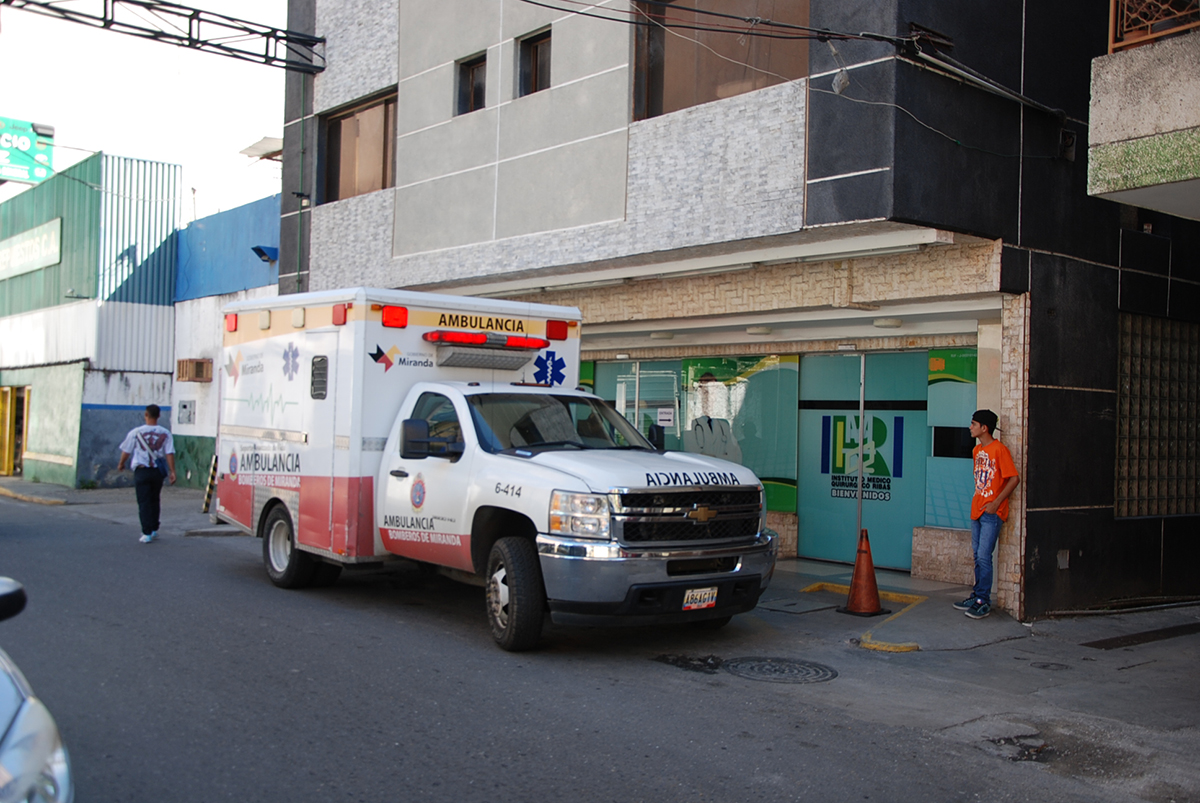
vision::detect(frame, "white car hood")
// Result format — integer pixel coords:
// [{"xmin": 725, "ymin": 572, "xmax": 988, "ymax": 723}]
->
[{"xmin": 527, "ymin": 448, "xmax": 759, "ymax": 493}]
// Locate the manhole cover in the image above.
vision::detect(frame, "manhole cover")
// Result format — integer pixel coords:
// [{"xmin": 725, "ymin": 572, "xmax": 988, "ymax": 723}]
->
[
  {"xmin": 723, "ymin": 657, "xmax": 838, "ymax": 684},
  {"xmin": 1030, "ymin": 662, "xmax": 1070, "ymax": 671}
]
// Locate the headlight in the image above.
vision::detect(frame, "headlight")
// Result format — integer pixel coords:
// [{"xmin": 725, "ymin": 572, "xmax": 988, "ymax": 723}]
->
[
  {"xmin": 0, "ymin": 698, "xmax": 73, "ymax": 803},
  {"xmin": 549, "ymin": 491, "xmax": 612, "ymax": 540},
  {"xmin": 0, "ymin": 649, "xmax": 72, "ymax": 803},
  {"xmin": 760, "ymin": 484, "xmax": 767, "ymax": 533}
]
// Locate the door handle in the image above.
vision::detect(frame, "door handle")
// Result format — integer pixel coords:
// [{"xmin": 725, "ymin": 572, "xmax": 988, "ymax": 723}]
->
[{"xmin": 390, "ymin": 469, "xmax": 409, "ymax": 478}]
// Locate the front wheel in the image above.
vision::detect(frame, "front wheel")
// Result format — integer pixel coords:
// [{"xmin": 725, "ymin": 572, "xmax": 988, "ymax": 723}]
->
[
  {"xmin": 263, "ymin": 506, "xmax": 315, "ymax": 589},
  {"xmin": 485, "ymin": 537, "xmax": 545, "ymax": 652}
]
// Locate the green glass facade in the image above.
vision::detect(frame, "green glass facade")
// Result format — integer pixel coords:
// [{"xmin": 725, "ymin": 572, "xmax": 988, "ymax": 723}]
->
[{"xmin": 591, "ymin": 349, "xmax": 979, "ymax": 570}]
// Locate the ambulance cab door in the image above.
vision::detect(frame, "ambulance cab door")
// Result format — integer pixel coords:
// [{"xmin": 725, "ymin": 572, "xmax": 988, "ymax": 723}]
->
[{"xmin": 379, "ymin": 391, "xmax": 474, "ymax": 572}]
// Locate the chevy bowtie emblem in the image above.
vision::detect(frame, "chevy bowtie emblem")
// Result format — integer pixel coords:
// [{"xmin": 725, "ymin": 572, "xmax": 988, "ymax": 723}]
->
[{"xmin": 686, "ymin": 505, "xmax": 718, "ymax": 523}]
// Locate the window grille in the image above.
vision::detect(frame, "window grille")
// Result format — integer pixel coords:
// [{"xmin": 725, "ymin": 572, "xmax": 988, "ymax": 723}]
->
[{"xmin": 1115, "ymin": 313, "xmax": 1200, "ymax": 516}]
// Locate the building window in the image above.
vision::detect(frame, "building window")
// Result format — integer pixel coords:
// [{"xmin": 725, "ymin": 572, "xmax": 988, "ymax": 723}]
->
[
  {"xmin": 519, "ymin": 31, "xmax": 551, "ymax": 96},
  {"xmin": 633, "ymin": 0, "xmax": 810, "ymax": 120},
  {"xmin": 458, "ymin": 54, "xmax": 487, "ymax": 114},
  {"xmin": 324, "ymin": 94, "xmax": 396, "ymax": 203},
  {"xmin": 1115, "ymin": 313, "xmax": 1200, "ymax": 517}
]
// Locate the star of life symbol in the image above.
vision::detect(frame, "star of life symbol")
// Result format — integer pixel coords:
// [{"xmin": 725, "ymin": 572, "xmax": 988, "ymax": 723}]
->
[
  {"xmin": 534, "ymin": 350, "xmax": 566, "ymax": 386},
  {"xmin": 282, "ymin": 343, "xmax": 300, "ymax": 381}
]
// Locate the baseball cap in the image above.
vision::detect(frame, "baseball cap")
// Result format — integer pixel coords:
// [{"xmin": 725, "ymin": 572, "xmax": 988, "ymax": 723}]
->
[{"xmin": 972, "ymin": 409, "xmax": 999, "ymax": 433}]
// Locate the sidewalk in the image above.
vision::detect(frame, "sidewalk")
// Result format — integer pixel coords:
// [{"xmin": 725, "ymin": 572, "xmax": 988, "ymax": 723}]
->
[
  {"xmin": 3, "ymin": 475, "xmax": 1197, "ymax": 655},
  {"xmin": 0, "ymin": 475, "xmax": 235, "ymax": 538}
]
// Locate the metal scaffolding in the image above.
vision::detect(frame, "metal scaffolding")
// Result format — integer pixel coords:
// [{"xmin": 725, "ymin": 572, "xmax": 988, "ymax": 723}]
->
[{"xmin": 0, "ymin": 0, "xmax": 325, "ymax": 73}]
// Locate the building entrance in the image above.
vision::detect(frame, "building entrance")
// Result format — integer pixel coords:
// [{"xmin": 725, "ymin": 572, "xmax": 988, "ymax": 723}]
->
[
  {"xmin": 796, "ymin": 352, "xmax": 930, "ymax": 570},
  {"xmin": 0, "ymin": 386, "xmax": 30, "ymax": 476}
]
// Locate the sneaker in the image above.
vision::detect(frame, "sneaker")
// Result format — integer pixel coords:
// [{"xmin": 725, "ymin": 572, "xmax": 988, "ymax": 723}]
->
[
  {"xmin": 139, "ymin": 534, "xmax": 153, "ymax": 543},
  {"xmin": 952, "ymin": 596, "xmax": 976, "ymax": 611},
  {"xmin": 965, "ymin": 600, "xmax": 991, "ymax": 619}
]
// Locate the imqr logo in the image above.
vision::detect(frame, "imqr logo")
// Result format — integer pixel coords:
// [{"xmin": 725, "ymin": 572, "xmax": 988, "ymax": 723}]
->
[{"xmin": 819, "ymin": 414, "xmax": 904, "ymax": 479}]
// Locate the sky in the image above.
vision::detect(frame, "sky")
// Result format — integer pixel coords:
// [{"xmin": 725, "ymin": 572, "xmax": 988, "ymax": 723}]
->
[{"xmin": 0, "ymin": 0, "xmax": 286, "ymax": 222}]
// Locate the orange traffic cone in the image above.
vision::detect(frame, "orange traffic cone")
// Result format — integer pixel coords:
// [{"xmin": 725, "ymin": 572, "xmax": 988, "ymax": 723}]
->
[{"xmin": 837, "ymin": 529, "xmax": 891, "ymax": 617}]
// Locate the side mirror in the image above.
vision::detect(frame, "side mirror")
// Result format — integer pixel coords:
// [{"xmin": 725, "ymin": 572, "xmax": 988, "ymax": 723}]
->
[
  {"xmin": 0, "ymin": 578, "xmax": 27, "ymax": 623},
  {"xmin": 400, "ymin": 419, "xmax": 431, "ymax": 460}
]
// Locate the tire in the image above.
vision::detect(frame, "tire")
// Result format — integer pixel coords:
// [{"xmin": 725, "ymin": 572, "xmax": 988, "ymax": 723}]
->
[
  {"xmin": 485, "ymin": 537, "xmax": 545, "ymax": 652},
  {"xmin": 691, "ymin": 615, "xmax": 733, "ymax": 631},
  {"xmin": 311, "ymin": 562, "xmax": 342, "ymax": 587},
  {"xmin": 263, "ymin": 506, "xmax": 315, "ymax": 589}
]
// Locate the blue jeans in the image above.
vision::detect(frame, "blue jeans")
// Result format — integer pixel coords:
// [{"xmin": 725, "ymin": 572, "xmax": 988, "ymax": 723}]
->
[{"xmin": 970, "ymin": 513, "xmax": 1002, "ymax": 604}]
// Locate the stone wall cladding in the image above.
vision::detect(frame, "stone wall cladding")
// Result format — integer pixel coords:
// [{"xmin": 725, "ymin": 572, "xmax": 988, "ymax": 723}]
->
[
  {"xmin": 994, "ymin": 292, "xmax": 1030, "ymax": 618},
  {"xmin": 532, "ymin": 242, "xmax": 1002, "ymax": 330},
  {"xmin": 311, "ymin": 191, "xmax": 396, "ymax": 283},
  {"xmin": 766, "ymin": 511, "xmax": 798, "ymax": 558},
  {"xmin": 314, "ymin": 0, "xmax": 399, "ymax": 114},
  {"xmin": 911, "ymin": 527, "xmax": 973, "ymax": 585},
  {"xmin": 310, "ymin": 80, "xmax": 807, "ymax": 291},
  {"xmin": 1090, "ymin": 30, "xmax": 1200, "ymax": 146}
]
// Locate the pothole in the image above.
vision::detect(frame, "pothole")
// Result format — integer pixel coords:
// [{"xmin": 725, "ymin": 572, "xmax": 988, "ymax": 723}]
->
[
  {"xmin": 723, "ymin": 657, "xmax": 838, "ymax": 684},
  {"xmin": 653, "ymin": 654, "xmax": 724, "ymax": 674},
  {"xmin": 990, "ymin": 737, "xmax": 1053, "ymax": 762}
]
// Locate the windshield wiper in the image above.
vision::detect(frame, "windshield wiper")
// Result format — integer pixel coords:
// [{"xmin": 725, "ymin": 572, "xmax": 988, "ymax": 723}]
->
[{"xmin": 505, "ymin": 440, "xmax": 585, "ymax": 453}]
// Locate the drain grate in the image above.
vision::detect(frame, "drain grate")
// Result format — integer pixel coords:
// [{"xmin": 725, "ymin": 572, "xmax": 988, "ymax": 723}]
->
[{"xmin": 723, "ymin": 657, "xmax": 838, "ymax": 684}]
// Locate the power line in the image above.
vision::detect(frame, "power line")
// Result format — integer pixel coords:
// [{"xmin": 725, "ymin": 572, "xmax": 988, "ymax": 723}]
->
[{"xmin": 516, "ymin": 0, "xmax": 893, "ymax": 42}]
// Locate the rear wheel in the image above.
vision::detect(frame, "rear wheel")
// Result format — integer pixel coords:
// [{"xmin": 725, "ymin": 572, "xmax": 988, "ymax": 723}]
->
[
  {"xmin": 263, "ymin": 506, "xmax": 315, "ymax": 589},
  {"xmin": 486, "ymin": 537, "xmax": 545, "ymax": 652}
]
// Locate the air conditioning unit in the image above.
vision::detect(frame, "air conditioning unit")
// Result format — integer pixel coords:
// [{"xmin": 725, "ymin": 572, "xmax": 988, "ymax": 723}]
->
[{"xmin": 177, "ymin": 358, "xmax": 213, "ymax": 383}]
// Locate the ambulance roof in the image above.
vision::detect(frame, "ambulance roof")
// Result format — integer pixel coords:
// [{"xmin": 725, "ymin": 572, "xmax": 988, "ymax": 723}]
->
[{"xmin": 222, "ymin": 286, "xmax": 581, "ymax": 321}]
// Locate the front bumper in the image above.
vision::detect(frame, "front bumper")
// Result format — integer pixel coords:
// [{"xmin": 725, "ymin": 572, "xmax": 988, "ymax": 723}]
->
[{"xmin": 536, "ymin": 531, "xmax": 777, "ymax": 626}]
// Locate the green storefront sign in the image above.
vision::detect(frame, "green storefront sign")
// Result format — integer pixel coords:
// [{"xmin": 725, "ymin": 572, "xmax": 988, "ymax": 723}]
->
[{"xmin": 0, "ymin": 116, "xmax": 55, "ymax": 185}]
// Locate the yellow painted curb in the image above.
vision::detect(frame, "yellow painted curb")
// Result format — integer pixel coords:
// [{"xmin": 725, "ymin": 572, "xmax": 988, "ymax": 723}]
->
[
  {"xmin": 800, "ymin": 581, "xmax": 927, "ymax": 652},
  {"xmin": 0, "ymin": 486, "xmax": 66, "ymax": 506}
]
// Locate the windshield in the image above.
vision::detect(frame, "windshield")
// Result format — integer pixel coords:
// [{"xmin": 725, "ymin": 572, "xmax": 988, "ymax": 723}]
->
[{"xmin": 467, "ymin": 393, "xmax": 655, "ymax": 453}]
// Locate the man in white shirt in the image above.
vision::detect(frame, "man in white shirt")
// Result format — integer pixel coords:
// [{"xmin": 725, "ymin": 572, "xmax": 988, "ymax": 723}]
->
[{"xmin": 117, "ymin": 404, "xmax": 177, "ymax": 543}]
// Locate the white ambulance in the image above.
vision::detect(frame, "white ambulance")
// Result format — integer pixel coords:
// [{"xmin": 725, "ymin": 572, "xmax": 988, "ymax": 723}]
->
[{"xmin": 215, "ymin": 288, "xmax": 776, "ymax": 650}]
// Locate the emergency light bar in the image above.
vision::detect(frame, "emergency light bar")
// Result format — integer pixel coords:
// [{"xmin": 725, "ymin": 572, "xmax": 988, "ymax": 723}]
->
[
  {"xmin": 422, "ymin": 331, "xmax": 550, "ymax": 350},
  {"xmin": 381, "ymin": 306, "xmax": 408, "ymax": 328}
]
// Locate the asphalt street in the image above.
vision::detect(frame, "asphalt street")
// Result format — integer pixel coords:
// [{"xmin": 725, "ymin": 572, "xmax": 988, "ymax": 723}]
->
[{"xmin": 0, "ymin": 492, "xmax": 1197, "ymax": 802}]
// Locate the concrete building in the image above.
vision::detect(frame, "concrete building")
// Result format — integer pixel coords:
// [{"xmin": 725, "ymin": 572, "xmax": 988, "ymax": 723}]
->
[
  {"xmin": 171, "ymin": 194, "xmax": 281, "ymax": 489},
  {"xmin": 0, "ymin": 153, "xmax": 178, "ymax": 488},
  {"xmin": 273, "ymin": 0, "xmax": 1200, "ymax": 618},
  {"xmin": 0, "ymin": 153, "xmax": 282, "ymax": 491}
]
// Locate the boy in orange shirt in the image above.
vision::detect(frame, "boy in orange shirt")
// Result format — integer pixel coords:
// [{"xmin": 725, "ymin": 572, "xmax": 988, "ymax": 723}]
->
[{"xmin": 953, "ymin": 409, "xmax": 1019, "ymax": 620}]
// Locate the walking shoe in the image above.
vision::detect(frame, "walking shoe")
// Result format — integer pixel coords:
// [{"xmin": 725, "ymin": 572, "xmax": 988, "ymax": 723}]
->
[
  {"xmin": 952, "ymin": 596, "xmax": 976, "ymax": 611},
  {"xmin": 139, "ymin": 534, "xmax": 152, "ymax": 543},
  {"xmin": 964, "ymin": 600, "xmax": 991, "ymax": 619}
]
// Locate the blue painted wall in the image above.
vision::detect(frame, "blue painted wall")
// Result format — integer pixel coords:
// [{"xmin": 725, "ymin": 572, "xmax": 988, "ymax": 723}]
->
[{"xmin": 176, "ymin": 194, "xmax": 280, "ymax": 301}]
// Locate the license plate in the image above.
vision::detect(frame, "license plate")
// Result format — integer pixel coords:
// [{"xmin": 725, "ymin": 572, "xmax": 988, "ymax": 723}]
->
[{"xmin": 682, "ymin": 586, "xmax": 718, "ymax": 611}]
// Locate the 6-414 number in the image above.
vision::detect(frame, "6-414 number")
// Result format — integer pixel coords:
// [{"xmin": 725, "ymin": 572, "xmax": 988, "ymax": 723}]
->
[{"xmin": 495, "ymin": 483, "xmax": 522, "ymax": 497}]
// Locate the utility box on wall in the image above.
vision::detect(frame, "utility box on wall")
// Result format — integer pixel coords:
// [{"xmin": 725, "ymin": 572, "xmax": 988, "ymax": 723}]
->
[{"xmin": 177, "ymin": 359, "xmax": 212, "ymax": 382}]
